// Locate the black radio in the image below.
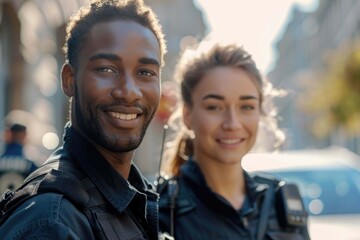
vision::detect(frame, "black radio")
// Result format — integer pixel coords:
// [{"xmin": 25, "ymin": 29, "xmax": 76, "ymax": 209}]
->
[{"xmin": 276, "ymin": 182, "xmax": 308, "ymax": 228}]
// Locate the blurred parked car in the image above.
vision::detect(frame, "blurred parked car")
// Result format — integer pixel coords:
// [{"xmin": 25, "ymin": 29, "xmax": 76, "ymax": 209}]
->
[{"xmin": 242, "ymin": 146, "xmax": 360, "ymax": 240}]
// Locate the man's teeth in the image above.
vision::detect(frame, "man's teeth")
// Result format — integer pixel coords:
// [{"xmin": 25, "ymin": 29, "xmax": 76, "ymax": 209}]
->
[
  {"xmin": 110, "ymin": 112, "xmax": 137, "ymax": 120},
  {"xmin": 219, "ymin": 139, "xmax": 241, "ymax": 144}
]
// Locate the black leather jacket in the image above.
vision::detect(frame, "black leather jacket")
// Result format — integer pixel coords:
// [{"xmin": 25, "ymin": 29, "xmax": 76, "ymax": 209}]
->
[
  {"xmin": 158, "ymin": 159, "xmax": 310, "ymax": 240},
  {"xmin": 0, "ymin": 124, "xmax": 159, "ymax": 240}
]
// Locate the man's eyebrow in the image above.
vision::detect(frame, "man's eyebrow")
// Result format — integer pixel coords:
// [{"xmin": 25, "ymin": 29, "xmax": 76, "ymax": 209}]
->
[
  {"xmin": 88, "ymin": 54, "xmax": 159, "ymax": 67},
  {"xmin": 89, "ymin": 53, "xmax": 120, "ymax": 62},
  {"xmin": 139, "ymin": 57, "xmax": 160, "ymax": 67}
]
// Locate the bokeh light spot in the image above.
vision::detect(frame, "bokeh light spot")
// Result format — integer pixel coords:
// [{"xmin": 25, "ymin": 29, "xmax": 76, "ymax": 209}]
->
[
  {"xmin": 309, "ymin": 199, "xmax": 324, "ymax": 215},
  {"xmin": 42, "ymin": 132, "xmax": 59, "ymax": 150}
]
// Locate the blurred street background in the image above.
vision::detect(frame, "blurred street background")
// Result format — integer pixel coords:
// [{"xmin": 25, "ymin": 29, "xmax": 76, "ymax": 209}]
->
[
  {"xmin": 1, "ymin": 1, "xmax": 360, "ymax": 239},
  {"xmin": 0, "ymin": 0, "xmax": 359, "ymax": 182}
]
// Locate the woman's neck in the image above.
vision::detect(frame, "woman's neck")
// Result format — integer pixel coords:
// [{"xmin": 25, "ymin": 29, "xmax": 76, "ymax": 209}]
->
[{"xmin": 196, "ymin": 158, "xmax": 246, "ymax": 210}]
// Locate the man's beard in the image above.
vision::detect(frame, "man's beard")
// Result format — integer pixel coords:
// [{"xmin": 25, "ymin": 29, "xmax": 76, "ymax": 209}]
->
[{"xmin": 74, "ymin": 86, "xmax": 154, "ymax": 153}]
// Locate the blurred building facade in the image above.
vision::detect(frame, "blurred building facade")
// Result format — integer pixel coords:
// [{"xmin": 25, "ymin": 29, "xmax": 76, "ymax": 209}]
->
[
  {"xmin": 268, "ymin": 0, "xmax": 360, "ymax": 152},
  {"xmin": 0, "ymin": 0, "xmax": 89, "ymax": 165},
  {"xmin": 0, "ymin": 0, "xmax": 206, "ymax": 176}
]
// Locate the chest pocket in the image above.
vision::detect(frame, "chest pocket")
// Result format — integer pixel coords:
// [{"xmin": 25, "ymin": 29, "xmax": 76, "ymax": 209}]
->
[
  {"xmin": 88, "ymin": 210, "xmax": 145, "ymax": 240},
  {"xmin": 81, "ymin": 178, "xmax": 147, "ymax": 240}
]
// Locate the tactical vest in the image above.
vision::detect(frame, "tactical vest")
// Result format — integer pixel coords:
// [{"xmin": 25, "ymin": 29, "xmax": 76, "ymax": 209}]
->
[{"xmin": 157, "ymin": 174, "xmax": 310, "ymax": 240}]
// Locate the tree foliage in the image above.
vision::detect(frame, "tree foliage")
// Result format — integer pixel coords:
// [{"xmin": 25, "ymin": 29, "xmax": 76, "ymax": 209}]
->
[{"xmin": 301, "ymin": 41, "xmax": 360, "ymax": 138}]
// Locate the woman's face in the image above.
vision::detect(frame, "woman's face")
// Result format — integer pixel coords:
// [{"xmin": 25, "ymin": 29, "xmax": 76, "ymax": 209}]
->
[{"xmin": 183, "ymin": 66, "xmax": 261, "ymax": 166}]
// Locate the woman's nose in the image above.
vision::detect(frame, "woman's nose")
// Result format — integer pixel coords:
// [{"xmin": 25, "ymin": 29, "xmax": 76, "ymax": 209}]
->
[{"xmin": 222, "ymin": 109, "xmax": 242, "ymax": 130}]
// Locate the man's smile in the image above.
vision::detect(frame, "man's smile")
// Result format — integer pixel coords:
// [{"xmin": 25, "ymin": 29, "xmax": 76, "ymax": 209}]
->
[{"xmin": 109, "ymin": 111, "xmax": 138, "ymax": 120}]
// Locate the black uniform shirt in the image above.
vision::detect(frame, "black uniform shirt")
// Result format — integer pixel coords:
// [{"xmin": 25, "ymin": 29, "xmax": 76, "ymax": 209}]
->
[{"xmin": 159, "ymin": 159, "xmax": 310, "ymax": 240}]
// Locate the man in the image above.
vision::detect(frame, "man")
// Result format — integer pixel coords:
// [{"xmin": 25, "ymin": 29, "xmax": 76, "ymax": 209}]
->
[
  {"xmin": 0, "ymin": 0, "xmax": 166, "ymax": 239},
  {"xmin": 0, "ymin": 124, "xmax": 37, "ymax": 194}
]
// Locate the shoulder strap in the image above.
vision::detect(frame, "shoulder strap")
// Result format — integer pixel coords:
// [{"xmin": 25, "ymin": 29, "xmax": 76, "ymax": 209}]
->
[
  {"xmin": 251, "ymin": 173, "xmax": 281, "ymax": 240},
  {"xmin": 256, "ymin": 182, "xmax": 275, "ymax": 240},
  {"xmin": 0, "ymin": 161, "xmax": 89, "ymax": 225}
]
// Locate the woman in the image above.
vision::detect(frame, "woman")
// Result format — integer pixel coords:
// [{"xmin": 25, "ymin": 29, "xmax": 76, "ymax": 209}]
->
[{"xmin": 157, "ymin": 41, "xmax": 310, "ymax": 240}]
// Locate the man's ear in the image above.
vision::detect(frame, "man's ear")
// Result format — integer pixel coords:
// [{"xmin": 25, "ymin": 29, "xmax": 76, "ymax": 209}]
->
[
  {"xmin": 61, "ymin": 63, "xmax": 75, "ymax": 97},
  {"xmin": 182, "ymin": 104, "xmax": 192, "ymax": 130}
]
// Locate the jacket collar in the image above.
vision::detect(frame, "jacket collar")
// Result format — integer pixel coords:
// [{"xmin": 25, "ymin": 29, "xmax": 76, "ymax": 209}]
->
[
  {"xmin": 181, "ymin": 159, "xmax": 268, "ymax": 218},
  {"xmin": 61, "ymin": 123, "xmax": 158, "ymax": 213}
]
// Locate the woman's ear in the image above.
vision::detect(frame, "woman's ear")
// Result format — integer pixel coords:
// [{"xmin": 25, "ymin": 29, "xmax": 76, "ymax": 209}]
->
[
  {"xmin": 61, "ymin": 63, "xmax": 75, "ymax": 97},
  {"xmin": 182, "ymin": 104, "xmax": 192, "ymax": 130}
]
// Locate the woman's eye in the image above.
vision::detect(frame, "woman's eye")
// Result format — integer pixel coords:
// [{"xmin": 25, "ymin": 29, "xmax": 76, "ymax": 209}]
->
[
  {"xmin": 206, "ymin": 105, "xmax": 221, "ymax": 111},
  {"xmin": 242, "ymin": 105, "xmax": 255, "ymax": 110}
]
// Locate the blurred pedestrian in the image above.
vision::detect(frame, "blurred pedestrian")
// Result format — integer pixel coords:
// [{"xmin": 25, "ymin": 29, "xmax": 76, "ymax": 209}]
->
[
  {"xmin": 0, "ymin": 124, "xmax": 37, "ymax": 194},
  {"xmin": 0, "ymin": 0, "xmax": 167, "ymax": 239},
  {"xmin": 157, "ymin": 41, "xmax": 310, "ymax": 239}
]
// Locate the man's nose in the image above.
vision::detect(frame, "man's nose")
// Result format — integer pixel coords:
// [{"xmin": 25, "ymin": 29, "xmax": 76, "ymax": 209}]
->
[{"xmin": 111, "ymin": 72, "xmax": 142, "ymax": 102}]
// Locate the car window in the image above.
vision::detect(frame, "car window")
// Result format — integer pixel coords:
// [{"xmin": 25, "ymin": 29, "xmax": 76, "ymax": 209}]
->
[{"xmin": 270, "ymin": 168, "xmax": 360, "ymax": 215}]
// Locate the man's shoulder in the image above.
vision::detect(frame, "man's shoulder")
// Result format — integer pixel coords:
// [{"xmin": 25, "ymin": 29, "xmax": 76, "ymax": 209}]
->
[
  {"xmin": 8, "ymin": 192, "xmax": 79, "ymax": 219},
  {"xmin": 0, "ymin": 156, "xmax": 91, "ymax": 233},
  {"xmin": 0, "ymin": 193, "xmax": 92, "ymax": 239}
]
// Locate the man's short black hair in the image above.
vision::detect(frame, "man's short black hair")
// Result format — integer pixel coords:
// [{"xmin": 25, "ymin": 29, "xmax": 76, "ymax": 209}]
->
[{"xmin": 63, "ymin": 0, "xmax": 166, "ymax": 70}]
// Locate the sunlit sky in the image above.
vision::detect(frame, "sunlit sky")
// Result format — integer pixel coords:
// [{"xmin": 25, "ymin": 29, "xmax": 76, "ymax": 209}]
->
[{"xmin": 195, "ymin": 0, "xmax": 318, "ymax": 74}]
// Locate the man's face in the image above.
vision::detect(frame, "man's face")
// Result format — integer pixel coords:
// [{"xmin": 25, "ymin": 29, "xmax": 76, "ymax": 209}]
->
[{"xmin": 67, "ymin": 20, "xmax": 161, "ymax": 153}]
